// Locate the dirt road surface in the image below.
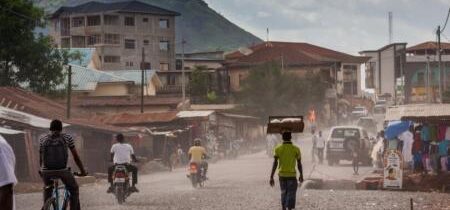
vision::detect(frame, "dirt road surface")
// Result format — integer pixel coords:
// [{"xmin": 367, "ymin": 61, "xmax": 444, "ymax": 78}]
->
[{"xmin": 16, "ymin": 134, "xmax": 450, "ymax": 209}]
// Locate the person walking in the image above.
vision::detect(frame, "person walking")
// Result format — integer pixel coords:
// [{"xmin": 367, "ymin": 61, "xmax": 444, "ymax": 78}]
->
[
  {"xmin": 316, "ymin": 131, "xmax": 326, "ymax": 164},
  {"xmin": 0, "ymin": 134, "xmax": 17, "ymax": 210},
  {"xmin": 269, "ymin": 132, "xmax": 304, "ymax": 210},
  {"xmin": 311, "ymin": 130, "xmax": 317, "ymax": 163}
]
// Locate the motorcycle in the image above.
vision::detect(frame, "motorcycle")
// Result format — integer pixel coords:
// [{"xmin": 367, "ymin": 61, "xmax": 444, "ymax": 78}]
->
[
  {"xmin": 188, "ymin": 162, "xmax": 206, "ymax": 188},
  {"xmin": 112, "ymin": 164, "xmax": 132, "ymax": 204}
]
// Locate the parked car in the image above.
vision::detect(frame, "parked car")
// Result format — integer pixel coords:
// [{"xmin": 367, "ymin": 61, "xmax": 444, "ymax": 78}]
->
[
  {"xmin": 356, "ymin": 117, "xmax": 378, "ymax": 135},
  {"xmin": 351, "ymin": 106, "xmax": 368, "ymax": 119},
  {"xmin": 325, "ymin": 126, "xmax": 373, "ymax": 166}
]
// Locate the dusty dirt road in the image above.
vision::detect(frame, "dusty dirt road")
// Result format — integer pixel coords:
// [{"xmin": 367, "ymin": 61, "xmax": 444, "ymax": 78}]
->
[{"xmin": 16, "ymin": 134, "xmax": 450, "ymax": 209}]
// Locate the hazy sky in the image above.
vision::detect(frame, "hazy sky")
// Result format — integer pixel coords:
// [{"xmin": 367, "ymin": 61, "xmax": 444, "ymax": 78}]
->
[{"xmin": 207, "ymin": 0, "xmax": 450, "ymax": 55}]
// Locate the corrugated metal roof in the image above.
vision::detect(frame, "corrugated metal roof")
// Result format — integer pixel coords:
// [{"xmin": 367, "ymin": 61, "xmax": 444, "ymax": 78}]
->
[
  {"xmin": 190, "ymin": 104, "xmax": 236, "ymax": 111},
  {"xmin": 0, "ymin": 106, "xmax": 68, "ymax": 128},
  {"xmin": 219, "ymin": 113, "xmax": 259, "ymax": 120},
  {"xmin": 0, "ymin": 127, "xmax": 24, "ymax": 135},
  {"xmin": 69, "ymin": 65, "xmax": 132, "ymax": 91},
  {"xmin": 177, "ymin": 111, "xmax": 214, "ymax": 118},
  {"xmin": 108, "ymin": 70, "xmax": 158, "ymax": 85},
  {"xmin": 386, "ymin": 104, "xmax": 450, "ymax": 121},
  {"xmin": 51, "ymin": 0, "xmax": 180, "ymax": 18},
  {"xmin": 92, "ymin": 111, "xmax": 178, "ymax": 125}
]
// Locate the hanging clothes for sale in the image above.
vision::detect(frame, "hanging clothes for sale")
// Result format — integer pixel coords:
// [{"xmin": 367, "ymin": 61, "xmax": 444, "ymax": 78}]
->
[
  {"xmin": 412, "ymin": 130, "xmax": 422, "ymax": 154},
  {"xmin": 421, "ymin": 125, "xmax": 430, "ymax": 142},
  {"xmin": 445, "ymin": 126, "xmax": 450, "ymax": 141},
  {"xmin": 430, "ymin": 125, "xmax": 438, "ymax": 142},
  {"xmin": 398, "ymin": 131, "xmax": 414, "ymax": 163},
  {"xmin": 438, "ymin": 125, "xmax": 447, "ymax": 141}
]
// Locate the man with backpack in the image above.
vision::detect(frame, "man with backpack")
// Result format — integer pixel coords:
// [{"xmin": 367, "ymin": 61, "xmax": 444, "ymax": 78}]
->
[{"xmin": 39, "ymin": 119, "xmax": 87, "ymax": 210}]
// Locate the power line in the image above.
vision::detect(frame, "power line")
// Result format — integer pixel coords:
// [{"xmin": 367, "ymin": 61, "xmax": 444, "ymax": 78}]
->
[{"xmin": 440, "ymin": 8, "xmax": 450, "ymax": 33}]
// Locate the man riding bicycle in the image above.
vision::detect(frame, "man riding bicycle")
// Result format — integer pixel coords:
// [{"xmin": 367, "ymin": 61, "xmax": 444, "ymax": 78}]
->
[
  {"xmin": 39, "ymin": 119, "xmax": 87, "ymax": 210},
  {"xmin": 107, "ymin": 133, "xmax": 139, "ymax": 193},
  {"xmin": 188, "ymin": 138, "xmax": 208, "ymax": 177}
]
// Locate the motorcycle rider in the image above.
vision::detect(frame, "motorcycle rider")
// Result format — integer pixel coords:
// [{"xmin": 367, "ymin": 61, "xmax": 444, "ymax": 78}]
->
[
  {"xmin": 107, "ymin": 133, "xmax": 139, "ymax": 193},
  {"xmin": 39, "ymin": 119, "xmax": 87, "ymax": 210},
  {"xmin": 188, "ymin": 138, "xmax": 208, "ymax": 177}
]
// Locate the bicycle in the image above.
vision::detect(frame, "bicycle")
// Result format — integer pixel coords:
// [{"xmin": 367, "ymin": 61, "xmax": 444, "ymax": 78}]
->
[{"xmin": 41, "ymin": 169, "xmax": 83, "ymax": 210}]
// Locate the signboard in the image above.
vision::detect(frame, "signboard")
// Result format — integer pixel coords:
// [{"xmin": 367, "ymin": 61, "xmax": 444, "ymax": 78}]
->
[
  {"xmin": 383, "ymin": 150, "xmax": 403, "ymax": 189},
  {"xmin": 267, "ymin": 116, "xmax": 304, "ymax": 134}
]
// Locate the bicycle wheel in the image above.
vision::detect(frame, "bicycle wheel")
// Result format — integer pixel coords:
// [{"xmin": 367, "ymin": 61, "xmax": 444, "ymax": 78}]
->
[{"xmin": 42, "ymin": 197, "xmax": 57, "ymax": 210}]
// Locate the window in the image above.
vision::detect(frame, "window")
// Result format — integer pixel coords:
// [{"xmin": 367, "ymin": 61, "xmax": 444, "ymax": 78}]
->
[
  {"xmin": 87, "ymin": 34, "xmax": 101, "ymax": 46},
  {"xmin": 365, "ymin": 62, "xmax": 376, "ymax": 89},
  {"xmin": 176, "ymin": 59, "xmax": 182, "ymax": 70},
  {"xmin": 143, "ymin": 40, "xmax": 149, "ymax": 46},
  {"xmin": 143, "ymin": 18, "xmax": 148, "ymax": 22},
  {"xmin": 142, "ymin": 62, "xmax": 151, "ymax": 69},
  {"xmin": 124, "ymin": 39, "xmax": 136, "ymax": 49},
  {"xmin": 71, "ymin": 36, "xmax": 85, "ymax": 48},
  {"xmin": 72, "ymin": 17, "xmax": 84, "ymax": 27},
  {"xmin": 124, "ymin": 17, "xmax": 135, "ymax": 26},
  {"xmin": 159, "ymin": 41, "xmax": 169, "ymax": 51},
  {"xmin": 168, "ymin": 74, "xmax": 176, "ymax": 85},
  {"xmin": 160, "ymin": 63, "xmax": 169, "ymax": 71},
  {"xmin": 159, "ymin": 19, "xmax": 169, "ymax": 28},
  {"xmin": 126, "ymin": 61, "xmax": 134, "ymax": 67},
  {"xmin": 417, "ymin": 72, "xmax": 425, "ymax": 85},
  {"xmin": 104, "ymin": 15, "xmax": 119, "ymax": 25},
  {"xmin": 344, "ymin": 81, "xmax": 358, "ymax": 95},
  {"xmin": 104, "ymin": 56, "xmax": 120, "ymax": 63},
  {"xmin": 61, "ymin": 38, "xmax": 70, "ymax": 48},
  {"xmin": 104, "ymin": 34, "xmax": 120, "ymax": 44},
  {"xmin": 87, "ymin": 16, "xmax": 100, "ymax": 26}
]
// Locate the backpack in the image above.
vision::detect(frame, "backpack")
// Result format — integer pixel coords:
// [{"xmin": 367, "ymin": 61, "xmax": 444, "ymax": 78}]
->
[{"xmin": 42, "ymin": 135, "xmax": 68, "ymax": 170}]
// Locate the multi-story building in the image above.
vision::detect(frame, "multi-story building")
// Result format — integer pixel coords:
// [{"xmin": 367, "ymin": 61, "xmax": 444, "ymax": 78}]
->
[
  {"xmin": 359, "ymin": 43, "xmax": 407, "ymax": 102},
  {"xmin": 225, "ymin": 41, "xmax": 368, "ymax": 97},
  {"xmin": 49, "ymin": 0, "xmax": 179, "ymax": 72},
  {"xmin": 404, "ymin": 41, "xmax": 450, "ymax": 103}
]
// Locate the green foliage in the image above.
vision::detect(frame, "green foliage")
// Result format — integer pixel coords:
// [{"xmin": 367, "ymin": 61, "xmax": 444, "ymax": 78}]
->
[
  {"xmin": 190, "ymin": 65, "xmax": 209, "ymax": 97},
  {"xmin": 207, "ymin": 90, "xmax": 217, "ymax": 103},
  {"xmin": 237, "ymin": 61, "xmax": 327, "ymax": 120},
  {"xmin": 0, "ymin": 0, "xmax": 68, "ymax": 95}
]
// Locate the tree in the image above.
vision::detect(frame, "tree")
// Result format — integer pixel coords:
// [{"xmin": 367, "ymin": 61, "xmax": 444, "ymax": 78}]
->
[
  {"xmin": 236, "ymin": 61, "xmax": 327, "ymax": 120},
  {"xmin": 0, "ymin": 0, "xmax": 68, "ymax": 95},
  {"xmin": 190, "ymin": 65, "xmax": 210, "ymax": 102}
]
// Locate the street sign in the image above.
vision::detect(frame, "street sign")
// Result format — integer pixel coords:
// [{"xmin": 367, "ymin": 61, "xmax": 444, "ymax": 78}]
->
[{"xmin": 383, "ymin": 150, "xmax": 403, "ymax": 189}]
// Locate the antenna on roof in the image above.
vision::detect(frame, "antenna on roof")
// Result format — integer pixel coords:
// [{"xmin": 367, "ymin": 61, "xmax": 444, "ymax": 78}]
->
[
  {"xmin": 266, "ymin": 27, "xmax": 271, "ymax": 47},
  {"xmin": 388, "ymin": 11, "xmax": 393, "ymax": 44}
]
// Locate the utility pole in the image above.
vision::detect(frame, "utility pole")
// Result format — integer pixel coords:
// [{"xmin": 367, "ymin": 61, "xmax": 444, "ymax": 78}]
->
[
  {"xmin": 400, "ymin": 48, "xmax": 404, "ymax": 104},
  {"xmin": 181, "ymin": 38, "xmax": 186, "ymax": 110},
  {"xmin": 437, "ymin": 25, "xmax": 443, "ymax": 103},
  {"xmin": 427, "ymin": 56, "xmax": 431, "ymax": 103},
  {"xmin": 140, "ymin": 47, "xmax": 145, "ymax": 113},
  {"xmin": 66, "ymin": 65, "xmax": 72, "ymax": 119}
]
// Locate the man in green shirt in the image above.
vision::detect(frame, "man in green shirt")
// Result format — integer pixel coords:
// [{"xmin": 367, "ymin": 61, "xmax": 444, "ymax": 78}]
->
[{"xmin": 270, "ymin": 132, "xmax": 303, "ymax": 210}]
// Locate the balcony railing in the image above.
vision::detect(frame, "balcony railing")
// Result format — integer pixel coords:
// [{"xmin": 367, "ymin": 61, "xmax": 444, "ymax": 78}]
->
[{"xmin": 156, "ymin": 85, "xmax": 189, "ymax": 94}]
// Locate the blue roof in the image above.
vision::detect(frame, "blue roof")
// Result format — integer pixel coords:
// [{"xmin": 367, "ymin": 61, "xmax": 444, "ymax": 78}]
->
[
  {"xmin": 108, "ymin": 70, "xmax": 158, "ymax": 85},
  {"xmin": 66, "ymin": 48, "xmax": 95, "ymax": 68},
  {"xmin": 66, "ymin": 65, "xmax": 132, "ymax": 91}
]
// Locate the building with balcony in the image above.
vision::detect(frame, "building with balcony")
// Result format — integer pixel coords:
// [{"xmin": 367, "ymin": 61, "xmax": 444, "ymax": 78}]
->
[
  {"xmin": 225, "ymin": 41, "xmax": 368, "ymax": 97},
  {"xmin": 49, "ymin": 0, "xmax": 180, "ymax": 72},
  {"xmin": 404, "ymin": 41, "xmax": 450, "ymax": 103}
]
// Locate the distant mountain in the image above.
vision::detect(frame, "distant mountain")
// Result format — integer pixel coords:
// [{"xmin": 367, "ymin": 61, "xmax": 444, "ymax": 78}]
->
[{"xmin": 34, "ymin": 0, "xmax": 262, "ymax": 53}]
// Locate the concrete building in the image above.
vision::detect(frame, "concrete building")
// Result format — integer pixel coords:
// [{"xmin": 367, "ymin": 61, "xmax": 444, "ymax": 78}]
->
[
  {"xmin": 404, "ymin": 41, "xmax": 450, "ymax": 103},
  {"xmin": 225, "ymin": 41, "xmax": 368, "ymax": 97},
  {"xmin": 359, "ymin": 43, "xmax": 407, "ymax": 101},
  {"xmin": 49, "ymin": 1, "xmax": 179, "ymax": 71}
]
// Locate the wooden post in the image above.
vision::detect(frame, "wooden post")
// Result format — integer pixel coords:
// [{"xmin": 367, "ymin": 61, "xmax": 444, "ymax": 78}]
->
[{"xmin": 24, "ymin": 129, "xmax": 39, "ymax": 182}]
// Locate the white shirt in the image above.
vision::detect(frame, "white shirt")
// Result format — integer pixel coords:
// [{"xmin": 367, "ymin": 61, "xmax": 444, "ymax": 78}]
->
[
  {"xmin": 316, "ymin": 136, "xmax": 326, "ymax": 148},
  {"xmin": 0, "ymin": 134, "xmax": 17, "ymax": 187},
  {"xmin": 111, "ymin": 143, "xmax": 134, "ymax": 164}
]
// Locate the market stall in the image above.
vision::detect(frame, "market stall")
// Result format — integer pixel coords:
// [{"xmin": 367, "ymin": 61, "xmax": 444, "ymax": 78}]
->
[{"xmin": 382, "ymin": 104, "xmax": 450, "ymax": 191}]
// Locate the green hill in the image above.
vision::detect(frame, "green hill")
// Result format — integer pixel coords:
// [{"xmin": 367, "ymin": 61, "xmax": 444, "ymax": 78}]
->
[{"xmin": 34, "ymin": 0, "xmax": 262, "ymax": 53}]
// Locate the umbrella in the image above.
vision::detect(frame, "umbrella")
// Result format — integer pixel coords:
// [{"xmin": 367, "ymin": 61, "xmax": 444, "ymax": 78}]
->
[{"xmin": 384, "ymin": 121, "xmax": 412, "ymax": 140}]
